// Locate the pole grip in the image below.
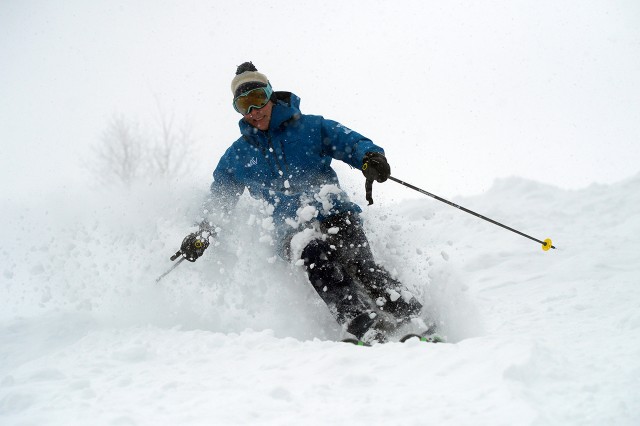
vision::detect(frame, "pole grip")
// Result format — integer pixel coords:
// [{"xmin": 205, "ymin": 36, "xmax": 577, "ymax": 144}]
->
[{"xmin": 365, "ymin": 178, "xmax": 374, "ymax": 205}]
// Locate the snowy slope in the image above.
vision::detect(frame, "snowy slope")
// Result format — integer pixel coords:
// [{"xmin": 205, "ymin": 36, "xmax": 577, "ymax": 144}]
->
[{"xmin": 1, "ymin": 172, "xmax": 639, "ymax": 425}]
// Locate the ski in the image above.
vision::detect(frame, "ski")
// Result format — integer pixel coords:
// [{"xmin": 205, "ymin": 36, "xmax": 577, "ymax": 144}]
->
[
  {"xmin": 341, "ymin": 334, "xmax": 444, "ymax": 346},
  {"xmin": 398, "ymin": 333, "xmax": 444, "ymax": 343},
  {"xmin": 341, "ymin": 338, "xmax": 371, "ymax": 347}
]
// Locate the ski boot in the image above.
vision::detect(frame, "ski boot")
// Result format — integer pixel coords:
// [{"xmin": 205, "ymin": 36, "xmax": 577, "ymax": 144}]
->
[{"xmin": 342, "ymin": 311, "xmax": 398, "ymax": 346}]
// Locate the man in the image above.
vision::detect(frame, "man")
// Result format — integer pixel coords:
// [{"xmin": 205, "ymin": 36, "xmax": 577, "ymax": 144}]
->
[{"xmin": 178, "ymin": 62, "xmax": 425, "ymax": 343}]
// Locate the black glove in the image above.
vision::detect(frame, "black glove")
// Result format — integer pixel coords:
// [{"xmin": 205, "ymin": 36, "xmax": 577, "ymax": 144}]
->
[
  {"xmin": 362, "ymin": 152, "xmax": 391, "ymax": 183},
  {"xmin": 362, "ymin": 152, "xmax": 391, "ymax": 205},
  {"xmin": 170, "ymin": 232, "xmax": 210, "ymax": 262},
  {"xmin": 171, "ymin": 221, "xmax": 217, "ymax": 262}
]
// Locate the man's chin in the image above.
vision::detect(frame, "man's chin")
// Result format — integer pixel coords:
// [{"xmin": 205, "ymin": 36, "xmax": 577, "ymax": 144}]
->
[{"xmin": 254, "ymin": 120, "xmax": 269, "ymax": 130}]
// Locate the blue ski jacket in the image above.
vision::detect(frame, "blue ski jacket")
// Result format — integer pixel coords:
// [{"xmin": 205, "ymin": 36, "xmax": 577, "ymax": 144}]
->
[{"xmin": 209, "ymin": 91, "xmax": 384, "ymax": 251}]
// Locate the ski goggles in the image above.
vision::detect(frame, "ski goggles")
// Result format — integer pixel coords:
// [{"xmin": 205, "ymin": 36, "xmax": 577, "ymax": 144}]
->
[{"xmin": 232, "ymin": 83, "xmax": 274, "ymax": 115}]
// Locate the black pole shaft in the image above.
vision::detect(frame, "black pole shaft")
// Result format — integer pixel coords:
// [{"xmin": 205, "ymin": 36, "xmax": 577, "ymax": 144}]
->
[
  {"xmin": 388, "ymin": 176, "xmax": 556, "ymax": 249},
  {"xmin": 156, "ymin": 257, "xmax": 186, "ymax": 283}
]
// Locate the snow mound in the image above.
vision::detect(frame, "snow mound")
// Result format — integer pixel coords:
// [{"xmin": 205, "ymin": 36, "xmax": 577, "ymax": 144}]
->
[{"xmin": 2, "ymin": 173, "xmax": 639, "ymax": 425}]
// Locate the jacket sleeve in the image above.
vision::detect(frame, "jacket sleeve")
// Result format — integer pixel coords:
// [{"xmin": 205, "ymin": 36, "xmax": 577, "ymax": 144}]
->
[
  {"xmin": 206, "ymin": 148, "xmax": 245, "ymax": 215},
  {"xmin": 320, "ymin": 118, "xmax": 385, "ymax": 168}
]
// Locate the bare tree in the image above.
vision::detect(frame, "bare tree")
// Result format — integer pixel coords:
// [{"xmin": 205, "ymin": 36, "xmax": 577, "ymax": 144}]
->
[
  {"xmin": 149, "ymin": 100, "xmax": 194, "ymax": 180},
  {"xmin": 91, "ymin": 115, "xmax": 144, "ymax": 188},
  {"xmin": 90, "ymin": 103, "xmax": 196, "ymax": 188}
]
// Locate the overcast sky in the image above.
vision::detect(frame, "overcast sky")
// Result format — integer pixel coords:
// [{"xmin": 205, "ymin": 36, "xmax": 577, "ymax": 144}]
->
[{"xmin": 1, "ymin": 0, "xmax": 639, "ymax": 200}]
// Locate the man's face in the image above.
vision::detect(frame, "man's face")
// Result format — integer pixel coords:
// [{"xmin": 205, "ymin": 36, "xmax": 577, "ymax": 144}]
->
[{"xmin": 243, "ymin": 101, "xmax": 273, "ymax": 131}]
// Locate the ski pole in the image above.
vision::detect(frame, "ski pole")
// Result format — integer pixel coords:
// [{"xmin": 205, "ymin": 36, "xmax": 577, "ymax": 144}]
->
[
  {"xmin": 388, "ymin": 176, "xmax": 556, "ymax": 251},
  {"xmin": 155, "ymin": 256, "xmax": 186, "ymax": 283}
]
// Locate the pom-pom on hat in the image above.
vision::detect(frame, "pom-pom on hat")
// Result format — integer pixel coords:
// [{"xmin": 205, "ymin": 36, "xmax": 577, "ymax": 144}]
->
[{"xmin": 231, "ymin": 62, "xmax": 269, "ymax": 97}]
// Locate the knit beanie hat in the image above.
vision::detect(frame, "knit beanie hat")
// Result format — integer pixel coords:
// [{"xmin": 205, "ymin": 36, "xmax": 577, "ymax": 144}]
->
[{"xmin": 231, "ymin": 62, "xmax": 269, "ymax": 97}]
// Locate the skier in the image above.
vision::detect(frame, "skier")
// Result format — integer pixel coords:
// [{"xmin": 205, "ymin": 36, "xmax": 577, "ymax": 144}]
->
[{"xmin": 180, "ymin": 62, "xmax": 425, "ymax": 343}]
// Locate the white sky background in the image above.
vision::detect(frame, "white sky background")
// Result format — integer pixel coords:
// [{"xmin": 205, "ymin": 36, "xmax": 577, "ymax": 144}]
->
[{"xmin": 1, "ymin": 0, "xmax": 639, "ymax": 200}]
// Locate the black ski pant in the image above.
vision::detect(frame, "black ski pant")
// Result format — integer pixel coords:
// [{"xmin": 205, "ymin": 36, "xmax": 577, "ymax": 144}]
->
[{"xmin": 300, "ymin": 212, "xmax": 422, "ymax": 338}]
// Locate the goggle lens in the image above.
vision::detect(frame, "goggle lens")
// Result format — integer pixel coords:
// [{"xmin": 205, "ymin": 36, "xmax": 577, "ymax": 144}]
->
[{"xmin": 233, "ymin": 85, "xmax": 273, "ymax": 115}]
